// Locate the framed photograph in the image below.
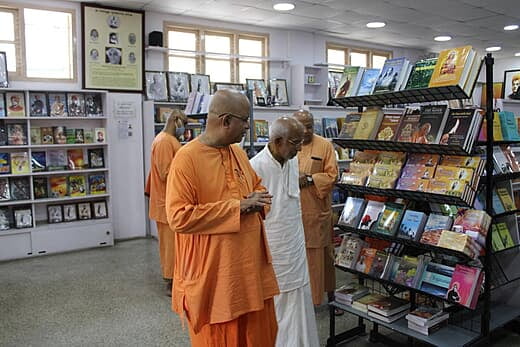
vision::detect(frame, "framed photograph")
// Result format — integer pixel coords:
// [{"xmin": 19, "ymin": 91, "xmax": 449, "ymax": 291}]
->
[
  {"xmin": 0, "ymin": 93, "xmax": 5, "ymax": 117},
  {"xmin": 67, "ymin": 93, "xmax": 85, "ymax": 117},
  {"xmin": 92, "ymin": 201, "xmax": 108, "ymax": 219},
  {"xmin": 167, "ymin": 72, "xmax": 190, "ymax": 103},
  {"xmin": 269, "ymin": 79, "xmax": 289, "ymax": 106},
  {"xmin": 48, "ymin": 93, "xmax": 68, "ymax": 117},
  {"xmin": 29, "ymin": 92, "xmax": 48, "ymax": 117},
  {"xmin": 14, "ymin": 208, "xmax": 32, "ymax": 228},
  {"xmin": 502, "ymin": 69, "xmax": 520, "ymax": 100},
  {"xmin": 78, "ymin": 202, "xmax": 92, "ymax": 220},
  {"xmin": 84, "ymin": 93, "xmax": 103, "ymax": 117},
  {"xmin": 63, "ymin": 204, "xmax": 78, "ymax": 222},
  {"xmin": 246, "ymin": 79, "xmax": 267, "ymax": 105},
  {"xmin": 190, "ymin": 74, "xmax": 211, "ymax": 95},
  {"xmin": 214, "ymin": 82, "xmax": 245, "ymax": 92},
  {"xmin": 0, "ymin": 51, "xmax": 8, "ymax": 88},
  {"xmin": 47, "ymin": 205, "xmax": 63, "ymax": 223},
  {"xmin": 5, "ymin": 92, "xmax": 26, "ymax": 117},
  {"xmin": 82, "ymin": 3, "xmax": 144, "ymax": 92},
  {"xmin": 145, "ymin": 71, "xmax": 168, "ymax": 101},
  {"xmin": 0, "ymin": 207, "xmax": 10, "ymax": 230}
]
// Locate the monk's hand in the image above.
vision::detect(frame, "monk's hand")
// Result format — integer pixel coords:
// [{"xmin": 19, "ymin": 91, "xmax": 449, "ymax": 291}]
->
[
  {"xmin": 299, "ymin": 172, "xmax": 308, "ymax": 188},
  {"xmin": 240, "ymin": 191, "xmax": 272, "ymax": 214}
]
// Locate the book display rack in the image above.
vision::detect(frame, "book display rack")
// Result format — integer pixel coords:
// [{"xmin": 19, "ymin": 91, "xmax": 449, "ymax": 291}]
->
[
  {"xmin": 328, "ymin": 54, "xmax": 520, "ymax": 347},
  {"xmin": 0, "ymin": 90, "xmax": 113, "ymax": 261}
]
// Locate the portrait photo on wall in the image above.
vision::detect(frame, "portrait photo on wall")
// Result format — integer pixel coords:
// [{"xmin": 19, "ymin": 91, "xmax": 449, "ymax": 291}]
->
[
  {"xmin": 246, "ymin": 79, "xmax": 267, "ymax": 105},
  {"xmin": 190, "ymin": 74, "xmax": 211, "ymax": 95},
  {"xmin": 269, "ymin": 79, "xmax": 289, "ymax": 106},
  {"xmin": 0, "ymin": 51, "xmax": 8, "ymax": 88},
  {"xmin": 213, "ymin": 83, "xmax": 245, "ymax": 93},
  {"xmin": 502, "ymin": 69, "xmax": 520, "ymax": 100},
  {"xmin": 145, "ymin": 71, "xmax": 168, "ymax": 101},
  {"xmin": 167, "ymin": 72, "xmax": 190, "ymax": 103}
]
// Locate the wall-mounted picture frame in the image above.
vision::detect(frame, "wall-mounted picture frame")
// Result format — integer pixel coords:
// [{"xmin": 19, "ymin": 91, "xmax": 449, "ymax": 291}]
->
[
  {"xmin": 92, "ymin": 201, "xmax": 108, "ymax": 219},
  {"xmin": 78, "ymin": 202, "xmax": 92, "ymax": 220},
  {"xmin": 63, "ymin": 204, "xmax": 78, "ymax": 222},
  {"xmin": 82, "ymin": 3, "xmax": 144, "ymax": 92},
  {"xmin": 48, "ymin": 205, "xmax": 63, "ymax": 223},
  {"xmin": 145, "ymin": 71, "xmax": 168, "ymax": 101},
  {"xmin": 269, "ymin": 79, "xmax": 289, "ymax": 106},
  {"xmin": 167, "ymin": 72, "xmax": 190, "ymax": 103},
  {"xmin": 246, "ymin": 79, "xmax": 267, "ymax": 105},
  {"xmin": 214, "ymin": 82, "xmax": 245, "ymax": 93},
  {"xmin": 190, "ymin": 74, "xmax": 211, "ymax": 95},
  {"xmin": 0, "ymin": 51, "xmax": 8, "ymax": 88},
  {"xmin": 502, "ymin": 69, "xmax": 520, "ymax": 100}
]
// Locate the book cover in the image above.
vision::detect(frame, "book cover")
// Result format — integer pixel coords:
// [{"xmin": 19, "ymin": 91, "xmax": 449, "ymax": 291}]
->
[
  {"xmin": 9, "ymin": 177, "xmax": 30, "ymax": 200},
  {"xmin": 0, "ymin": 124, "xmax": 7, "ymax": 145},
  {"xmin": 396, "ymin": 177, "xmax": 429, "ymax": 191},
  {"xmin": 375, "ymin": 114, "xmax": 401, "ymax": 141},
  {"xmin": 29, "ymin": 92, "xmax": 48, "ymax": 117},
  {"xmin": 6, "ymin": 92, "xmax": 26, "ymax": 117},
  {"xmin": 367, "ymin": 296, "xmax": 410, "ymax": 317},
  {"xmin": 10, "ymin": 152, "xmax": 30, "ymax": 175},
  {"xmin": 69, "ymin": 175, "xmax": 87, "ymax": 197},
  {"xmin": 47, "ymin": 149, "xmax": 68, "ymax": 170},
  {"xmin": 400, "ymin": 165, "xmax": 435, "ymax": 180},
  {"xmin": 493, "ymin": 146, "xmax": 514, "ymax": 174},
  {"xmin": 438, "ymin": 230, "xmax": 474, "ymax": 254},
  {"xmin": 0, "ymin": 206, "xmax": 10, "ymax": 229},
  {"xmin": 415, "ymin": 105, "xmax": 448, "ymax": 144},
  {"xmin": 67, "ymin": 93, "xmax": 85, "ymax": 117},
  {"xmin": 353, "ymin": 109, "xmax": 383, "ymax": 140},
  {"xmin": 406, "ymin": 153, "xmax": 440, "ymax": 167},
  {"xmin": 0, "ymin": 152, "xmax": 10, "ymax": 174},
  {"xmin": 446, "ymin": 264, "xmax": 482, "ymax": 309},
  {"xmin": 33, "ymin": 177, "xmax": 48, "ymax": 199},
  {"xmin": 53, "ymin": 126, "xmax": 67, "ymax": 144},
  {"xmin": 322, "ymin": 118, "xmax": 339, "ymax": 138},
  {"xmin": 41, "ymin": 127, "xmax": 54, "ymax": 144},
  {"xmin": 440, "ymin": 155, "xmax": 481, "ymax": 169},
  {"xmin": 407, "ymin": 319, "xmax": 448, "ymax": 335},
  {"xmin": 499, "ymin": 111, "xmax": 520, "ymax": 141},
  {"xmin": 13, "ymin": 208, "xmax": 32, "ymax": 228},
  {"xmin": 434, "ymin": 165, "xmax": 474, "ymax": 184},
  {"xmin": 0, "ymin": 178, "xmax": 10, "ymax": 200},
  {"xmin": 335, "ymin": 283, "xmax": 369, "ymax": 302},
  {"xmin": 356, "ymin": 68, "xmax": 380, "ymax": 96},
  {"xmin": 397, "ymin": 210, "xmax": 428, "ymax": 241},
  {"xmin": 429, "ymin": 45, "xmax": 474, "ymax": 88},
  {"xmin": 417, "ymin": 261, "xmax": 455, "ymax": 297},
  {"xmin": 406, "ymin": 306, "xmax": 447, "ymax": 326},
  {"xmin": 254, "ymin": 120, "xmax": 269, "ymax": 142},
  {"xmin": 335, "ymin": 66, "xmax": 362, "ymax": 98},
  {"xmin": 368, "ymin": 309, "xmax": 409, "ymax": 323},
  {"xmin": 366, "ymin": 175, "xmax": 397, "ymax": 189},
  {"xmin": 395, "ymin": 107, "xmax": 421, "ymax": 142},
  {"xmin": 31, "ymin": 151, "xmax": 46, "ymax": 172},
  {"xmin": 89, "ymin": 174, "xmax": 106, "ymax": 194},
  {"xmin": 30, "ymin": 127, "xmax": 41, "ymax": 145},
  {"xmin": 338, "ymin": 197, "xmax": 366, "ymax": 228},
  {"xmin": 95, "ymin": 128, "xmax": 106, "ymax": 143},
  {"xmin": 373, "ymin": 57, "xmax": 409, "ymax": 94},
  {"xmin": 419, "ymin": 230, "xmax": 443, "ymax": 246},
  {"xmin": 313, "ymin": 118, "xmax": 323, "ymax": 136},
  {"xmin": 335, "ymin": 235, "xmax": 366, "ymax": 269},
  {"xmin": 496, "ymin": 187, "xmax": 515, "ymax": 211},
  {"xmin": 48, "ymin": 93, "xmax": 68, "ymax": 117},
  {"xmin": 85, "ymin": 93, "xmax": 103, "ymax": 117},
  {"xmin": 496, "ymin": 222, "xmax": 515, "ymax": 248},
  {"xmin": 352, "ymin": 293, "xmax": 387, "ymax": 313},
  {"xmin": 453, "ymin": 209, "xmax": 491, "ymax": 241},
  {"xmin": 7, "ymin": 123, "xmax": 27, "ymax": 145},
  {"xmin": 88, "ymin": 148, "xmax": 105, "ymax": 168},
  {"xmin": 439, "ymin": 108, "xmax": 476, "ymax": 147},
  {"xmin": 376, "ymin": 151, "xmax": 407, "ymax": 165},
  {"xmin": 405, "ymin": 58, "xmax": 438, "ymax": 89},
  {"xmin": 74, "ymin": 128, "xmax": 85, "ymax": 144},
  {"xmin": 368, "ymin": 251, "xmax": 389, "ymax": 279},
  {"xmin": 372, "ymin": 163, "xmax": 402, "ymax": 178},
  {"xmin": 65, "ymin": 128, "xmax": 75, "ymax": 144},
  {"xmin": 67, "ymin": 149, "xmax": 85, "ymax": 170},
  {"xmin": 338, "ymin": 113, "xmax": 361, "ymax": 139},
  {"xmin": 84, "ymin": 128, "xmax": 94, "ymax": 143},
  {"xmin": 390, "ymin": 255, "xmax": 420, "ymax": 287},
  {"xmin": 374, "ymin": 202, "xmax": 405, "ymax": 236},
  {"xmin": 358, "ymin": 201, "xmax": 385, "ymax": 231},
  {"xmin": 49, "ymin": 176, "xmax": 68, "ymax": 197}
]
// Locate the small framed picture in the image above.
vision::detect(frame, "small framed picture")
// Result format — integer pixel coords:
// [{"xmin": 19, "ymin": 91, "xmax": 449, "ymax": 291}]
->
[
  {"xmin": 167, "ymin": 72, "xmax": 190, "ymax": 103},
  {"xmin": 92, "ymin": 201, "xmax": 108, "ymax": 219},
  {"xmin": 0, "ymin": 93, "xmax": 5, "ymax": 117},
  {"xmin": 256, "ymin": 96, "xmax": 266, "ymax": 106},
  {"xmin": 502, "ymin": 69, "xmax": 520, "ymax": 100},
  {"xmin": 0, "ymin": 51, "xmax": 8, "ymax": 88},
  {"xmin": 84, "ymin": 93, "xmax": 103, "ymax": 117},
  {"xmin": 78, "ymin": 202, "xmax": 92, "ymax": 220},
  {"xmin": 67, "ymin": 93, "xmax": 85, "ymax": 117},
  {"xmin": 190, "ymin": 74, "xmax": 211, "ymax": 95},
  {"xmin": 14, "ymin": 208, "xmax": 32, "ymax": 229},
  {"xmin": 246, "ymin": 79, "xmax": 267, "ymax": 105},
  {"xmin": 47, "ymin": 205, "xmax": 63, "ymax": 223},
  {"xmin": 63, "ymin": 204, "xmax": 78, "ymax": 222},
  {"xmin": 5, "ymin": 92, "xmax": 26, "ymax": 117},
  {"xmin": 0, "ymin": 207, "xmax": 10, "ymax": 230},
  {"xmin": 269, "ymin": 79, "xmax": 289, "ymax": 106},
  {"xmin": 48, "ymin": 93, "xmax": 68, "ymax": 117},
  {"xmin": 145, "ymin": 71, "xmax": 168, "ymax": 101},
  {"xmin": 214, "ymin": 82, "xmax": 245, "ymax": 93},
  {"xmin": 29, "ymin": 92, "xmax": 48, "ymax": 117}
]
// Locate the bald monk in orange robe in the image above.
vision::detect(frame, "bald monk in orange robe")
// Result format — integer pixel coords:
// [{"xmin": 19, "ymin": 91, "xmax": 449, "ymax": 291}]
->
[
  {"xmin": 145, "ymin": 109, "xmax": 187, "ymax": 294},
  {"xmin": 165, "ymin": 89, "xmax": 279, "ymax": 346},
  {"xmin": 293, "ymin": 110, "xmax": 338, "ymax": 306}
]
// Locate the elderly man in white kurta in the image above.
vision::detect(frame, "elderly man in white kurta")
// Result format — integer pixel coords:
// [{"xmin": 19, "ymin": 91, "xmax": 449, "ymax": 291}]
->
[{"xmin": 250, "ymin": 117, "xmax": 319, "ymax": 347}]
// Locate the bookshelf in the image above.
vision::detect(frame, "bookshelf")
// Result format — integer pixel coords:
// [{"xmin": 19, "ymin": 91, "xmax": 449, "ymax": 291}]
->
[
  {"xmin": 0, "ymin": 90, "xmax": 113, "ymax": 261},
  {"xmin": 328, "ymin": 54, "xmax": 520, "ymax": 347},
  {"xmin": 291, "ymin": 65, "xmax": 329, "ymax": 107}
]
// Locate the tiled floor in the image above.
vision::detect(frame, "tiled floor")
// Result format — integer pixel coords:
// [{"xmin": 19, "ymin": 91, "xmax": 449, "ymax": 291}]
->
[{"xmin": 0, "ymin": 238, "xmax": 518, "ymax": 346}]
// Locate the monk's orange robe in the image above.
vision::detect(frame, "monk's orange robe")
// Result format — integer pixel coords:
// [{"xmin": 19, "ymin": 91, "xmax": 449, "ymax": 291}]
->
[
  {"xmin": 297, "ymin": 134, "xmax": 338, "ymax": 305},
  {"xmin": 165, "ymin": 139, "xmax": 279, "ymax": 345},
  {"xmin": 145, "ymin": 132, "xmax": 181, "ymax": 280}
]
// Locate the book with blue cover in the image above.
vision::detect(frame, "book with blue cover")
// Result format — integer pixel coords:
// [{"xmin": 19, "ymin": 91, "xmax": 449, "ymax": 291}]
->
[
  {"xmin": 417, "ymin": 261, "xmax": 454, "ymax": 297},
  {"xmin": 373, "ymin": 57, "xmax": 409, "ymax": 94},
  {"xmin": 0, "ymin": 152, "xmax": 10, "ymax": 174},
  {"xmin": 31, "ymin": 151, "xmax": 46, "ymax": 172},
  {"xmin": 397, "ymin": 210, "xmax": 428, "ymax": 241},
  {"xmin": 499, "ymin": 111, "xmax": 520, "ymax": 141},
  {"xmin": 356, "ymin": 68, "xmax": 380, "ymax": 96}
]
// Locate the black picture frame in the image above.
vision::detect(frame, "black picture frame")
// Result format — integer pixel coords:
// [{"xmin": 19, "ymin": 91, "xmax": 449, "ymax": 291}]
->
[
  {"xmin": 269, "ymin": 79, "xmax": 289, "ymax": 106},
  {"xmin": 246, "ymin": 79, "xmax": 267, "ymax": 105},
  {"xmin": 78, "ymin": 202, "xmax": 92, "ymax": 220},
  {"xmin": 502, "ymin": 69, "xmax": 520, "ymax": 100},
  {"xmin": 63, "ymin": 204, "xmax": 78, "ymax": 222},
  {"xmin": 167, "ymin": 71, "xmax": 190, "ymax": 103},
  {"xmin": 92, "ymin": 201, "xmax": 108, "ymax": 219},
  {"xmin": 213, "ymin": 82, "xmax": 245, "ymax": 93},
  {"xmin": 47, "ymin": 205, "xmax": 63, "ymax": 223},
  {"xmin": 145, "ymin": 71, "xmax": 168, "ymax": 101},
  {"xmin": 14, "ymin": 208, "xmax": 32, "ymax": 229},
  {"xmin": 0, "ymin": 51, "xmax": 8, "ymax": 88},
  {"xmin": 190, "ymin": 74, "xmax": 211, "ymax": 95}
]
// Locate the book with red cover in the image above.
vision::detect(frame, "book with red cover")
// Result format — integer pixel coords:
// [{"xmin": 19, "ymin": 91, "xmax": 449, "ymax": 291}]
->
[
  {"xmin": 67, "ymin": 149, "xmax": 85, "ymax": 170},
  {"xmin": 354, "ymin": 247, "xmax": 378, "ymax": 274},
  {"xmin": 446, "ymin": 264, "xmax": 483, "ymax": 309}
]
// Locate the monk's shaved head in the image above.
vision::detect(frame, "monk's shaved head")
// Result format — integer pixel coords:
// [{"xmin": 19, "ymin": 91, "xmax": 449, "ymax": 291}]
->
[
  {"xmin": 208, "ymin": 89, "xmax": 250, "ymax": 120},
  {"xmin": 292, "ymin": 109, "xmax": 313, "ymax": 123},
  {"xmin": 270, "ymin": 117, "xmax": 304, "ymax": 141},
  {"xmin": 268, "ymin": 116, "xmax": 304, "ymax": 164},
  {"xmin": 292, "ymin": 109, "xmax": 314, "ymax": 145}
]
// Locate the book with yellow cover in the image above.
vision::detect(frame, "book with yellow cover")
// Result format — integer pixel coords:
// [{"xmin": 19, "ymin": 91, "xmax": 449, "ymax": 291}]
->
[
  {"xmin": 496, "ymin": 187, "xmax": 515, "ymax": 211},
  {"xmin": 434, "ymin": 165, "xmax": 474, "ymax": 185},
  {"xmin": 429, "ymin": 45, "xmax": 475, "ymax": 88},
  {"xmin": 68, "ymin": 175, "xmax": 86, "ymax": 197},
  {"xmin": 353, "ymin": 109, "xmax": 383, "ymax": 140},
  {"xmin": 372, "ymin": 163, "xmax": 402, "ymax": 178},
  {"xmin": 366, "ymin": 175, "xmax": 397, "ymax": 189},
  {"xmin": 10, "ymin": 152, "xmax": 30, "ymax": 175},
  {"xmin": 440, "ymin": 155, "xmax": 482, "ymax": 169},
  {"xmin": 428, "ymin": 178, "xmax": 466, "ymax": 197}
]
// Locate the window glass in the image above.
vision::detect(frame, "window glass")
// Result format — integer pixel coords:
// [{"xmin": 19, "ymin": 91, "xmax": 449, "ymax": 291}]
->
[
  {"xmin": 0, "ymin": 12, "xmax": 15, "ymax": 40},
  {"xmin": 239, "ymin": 38, "xmax": 262, "ymax": 57},
  {"xmin": 168, "ymin": 31, "xmax": 196, "ymax": 51},
  {"xmin": 205, "ymin": 34, "xmax": 230, "ymax": 54},
  {"xmin": 350, "ymin": 52, "xmax": 367, "ymax": 67},
  {"xmin": 206, "ymin": 59, "xmax": 231, "ymax": 83},
  {"xmin": 169, "ymin": 56, "xmax": 196, "ymax": 74},
  {"xmin": 372, "ymin": 55, "xmax": 388, "ymax": 69},
  {"xmin": 239, "ymin": 62, "xmax": 262, "ymax": 83},
  {"xmin": 327, "ymin": 49, "xmax": 345, "ymax": 65}
]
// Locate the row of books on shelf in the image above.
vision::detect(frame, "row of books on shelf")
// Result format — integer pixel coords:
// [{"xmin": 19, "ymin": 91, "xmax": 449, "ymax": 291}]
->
[
  {"xmin": 479, "ymin": 111, "xmax": 520, "ymax": 142},
  {"xmin": 0, "ymin": 148, "xmax": 104, "ymax": 175},
  {"xmin": 47, "ymin": 200, "xmax": 108, "ymax": 224},
  {"xmin": 339, "ymin": 151, "xmax": 484, "ymax": 201},
  {"xmin": 335, "ymin": 238, "xmax": 484, "ymax": 309},
  {"xmin": 334, "ymin": 45, "xmax": 480, "ymax": 98},
  {"xmin": 0, "ymin": 173, "xmax": 106, "ymax": 201},
  {"xmin": 0, "ymin": 91, "xmax": 104, "ymax": 118},
  {"xmin": 0, "ymin": 123, "xmax": 106, "ymax": 146},
  {"xmin": 338, "ymin": 197, "xmax": 490, "ymax": 257}
]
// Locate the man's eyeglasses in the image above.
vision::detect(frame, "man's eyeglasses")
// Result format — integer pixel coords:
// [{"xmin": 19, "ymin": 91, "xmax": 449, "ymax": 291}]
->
[
  {"xmin": 218, "ymin": 112, "xmax": 249, "ymax": 123},
  {"xmin": 287, "ymin": 138, "xmax": 304, "ymax": 146}
]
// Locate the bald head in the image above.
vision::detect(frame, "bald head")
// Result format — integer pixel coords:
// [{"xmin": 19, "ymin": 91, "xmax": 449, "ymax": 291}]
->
[
  {"xmin": 292, "ymin": 109, "xmax": 314, "ymax": 144},
  {"xmin": 208, "ymin": 89, "xmax": 250, "ymax": 121},
  {"xmin": 268, "ymin": 117, "xmax": 304, "ymax": 164},
  {"xmin": 164, "ymin": 109, "xmax": 187, "ymax": 137}
]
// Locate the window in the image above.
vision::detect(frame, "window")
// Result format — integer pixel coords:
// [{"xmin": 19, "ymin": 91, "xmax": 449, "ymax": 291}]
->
[
  {"xmin": 0, "ymin": 6, "xmax": 75, "ymax": 80},
  {"xmin": 326, "ymin": 43, "xmax": 391, "ymax": 69},
  {"xmin": 165, "ymin": 24, "xmax": 268, "ymax": 84}
]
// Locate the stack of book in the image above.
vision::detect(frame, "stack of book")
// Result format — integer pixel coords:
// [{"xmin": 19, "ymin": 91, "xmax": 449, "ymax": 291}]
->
[
  {"xmin": 352, "ymin": 293, "xmax": 386, "ymax": 313},
  {"xmin": 479, "ymin": 111, "xmax": 520, "ymax": 142},
  {"xmin": 367, "ymin": 296, "xmax": 411, "ymax": 323},
  {"xmin": 334, "ymin": 282, "xmax": 369, "ymax": 306},
  {"xmin": 405, "ymin": 306, "xmax": 449, "ymax": 335}
]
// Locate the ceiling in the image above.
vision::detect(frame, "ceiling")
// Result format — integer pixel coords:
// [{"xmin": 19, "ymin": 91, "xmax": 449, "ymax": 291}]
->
[{"xmin": 82, "ymin": 0, "xmax": 520, "ymax": 58}]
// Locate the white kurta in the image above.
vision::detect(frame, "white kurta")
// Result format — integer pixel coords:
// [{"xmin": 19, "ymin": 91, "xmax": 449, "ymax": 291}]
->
[{"xmin": 250, "ymin": 146, "xmax": 319, "ymax": 347}]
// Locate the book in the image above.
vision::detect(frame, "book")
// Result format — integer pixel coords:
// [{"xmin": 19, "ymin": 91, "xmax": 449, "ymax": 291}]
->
[
  {"xmin": 33, "ymin": 177, "xmax": 48, "ymax": 199},
  {"xmin": 31, "ymin": 151, "xmax": 46, "ymax": 172},
  {"xmin": 373, "ymin": 202, "xmax": 405, "ymax": 236},
  {"xmin": 493, "ymin": 146, "xmax": 514, "ymax": 174},
  {"xmin": 495, "ymin": 222, "xmax": 515, "ymax": 249},
  {"xmin": 375, "ymin": 113, "xmax": 401, "ymax": 141},
  {"xmin": 368, "ymin": 308, "xmax": 409, "ymax": 323},
  {"xmin": 396, "ymin": 177, "xmax": 429, "ymax": 191},
  {"xmin": 67, "ymin": 149, "xmax": 85, "ymax": 170},
  {"xmin": 69, "ymin": 175, "xmax": 87, "ymax": 197},
  {"xmin": 352, "ymin": 293, "xmax": 386, "ymax": 313},
  {"xmin": 0, "ymin": 178, "xmax": 10, "ymax": 200},
  {"xmin": 397, "ymin": 210, "xmax": 428, "ymax": 241},
  {"xmin": 338, "ymin": 113, "xmax": 361, "ymax": 139},
  {"xmin": 253, "ymin": 120, "xmax": 269, "ymax": 142},
  {"xmin": 322, "ymin": 118, "xmax": 339, "ymax": 138},
  {"xmin": 367, "ymin": 251, "xmax": 389, "ymax": 278},
  {"xmin": 29, "ymin": 92, "xmax": 48, "ymax": 116},
  {"xmin": 14, "ymin": 208, "xmax": 32, "ymax": 228},
  {"xmin": 84, "ymin": 128, "xmax": 94, "ymax": 143},
  {"xmin": 499, "ymin": 111, "xmax": 520, "ymax": 141},
  {"xmin": 424, "ymin": 214, "xmax": 453, "ymax": 233},
  {"xmin": 9, "ymin": 177, "xmax": 30, "ymax": 200},
  {"xmin": 53, "ymin": 126, "xmax": 67, "ymax": 144},
  {"xmin": 356, "ymin": 68, "xmax": 380, "ymax": 96},
  {"xmin": 313, "ymin": 118, "xmax": 323, "ymax": 136},
  {"xmin": 446, "ymin": 264, "xmax": 483, "ymax": 309},
  {"xmin": 85, "ymin": 93, "xmax": 103, "ymax": 117},
  {"xmin": 47, "ymin": 149, "xmax": 68, "ymax": 170},
  {"xmin": 49, "ymin": 176, "xmax": 68, "ymax": 197},
  {"xmin": 10, "ymin": 152, "xmax": 30, "ymax": 175},
  {"xmin": 0, "ymin": 152, "xmax": 10, "ymax": 174},
  {"xmin": 353, "ymin": 109, "xmax": 383, "ymax": 140},
  {"xmin": 30, "ymin": 127, "xmax": 41, "ymax": 145},
  {"xmin": 338, "ymin": 197, "xmax": 366, "ymax": 228},
  {"xmin": 95, "ymin": 128, "xmax": 106, "ymax": 143},
  {"xmin": 373, "ymin": 57, "xmax": 410, "ymax": 94},
  {"xmin": 440, "ymin": 108, "xmax": 480, "ymax": 151},
  {"xmin": 335, "ymin": 235, "xmax": 366, "ymax": 269},
  {"xmin": 88, "ymin": 148, "xmax": 105, "ymax": 168},
  {"xmin": 366, "ymin": 175, "xmax": 397, "ymax": 189},
  {"xmin": 48, "ymin": 93, "xmax": 68, "ymax": 117},
  {"xmin": 452, "ymin": 209, "xmax": 492, "ymax": 247},
  {"xmin": 389, "ymin": 255, "xmax": 420, "ymax": 287},
  {"xmin": 7, "ymin": 123, "xmax": 27, "ymax": 145},
  {"xmin": 0, "ymin": 124, "xmax": 6, "ymax": 145},
  {"xmin": 6, "ymin": 92, "xmax": 26, "ymax": 117},
  {"xmin": 74, "ymin": 128, "xmax": 85, "ymax": 144},
  {"xmin": 367, "ymin": 296, "xmax": 410, "ymax": 317},
  {"xmin": 406, "ymin": 306, "xmax": 449, "ymax": 327},
  {"xmin": 414, "ymin": 105, "xmax": 449, "ymax": 144},
  {"xmin": 41, "ymin": 127, "xmax": 54, "ymax": 144},
  {"xmin": 405, "ymin": 58, "xmax": 438, "ymax": 89},
  {"xmin": 400, "ymin": 165, "xmax": 435, "ymax": 180},
  {"xmin": 358, "ymin": 200, "xmax": 385, "ymax": 230},
  {"xmin": 496, "ymin": 187, "xmax": 515, "ymax": 211},
  {"xmin": 395, "ymin": 107, "xmax": 421, "ymax": 142},
  {"xmin": 428, "ymin": 45, "xmax": 475, "ymax": 89},
  {"xmin": 67, "ymin": 93, "xmax": 85, "ymax": 117},
  {"xmin": 407, "ymin": 320, "xmax": 448, "ymax": 335},
  {"xmin": 89, "ymin": 174, "xmax": 106, "ymax": 194},
  {"xmin": 335, "ymin": 283, "xmax": 369, "ymax": 302},
  {"xmin": 354, "ymin": 247, "xmax": 378, "ymax": 274},
  {"xmin": 0, "ymin": 206, "xmax": 10, "ymax": 230},
  {"xmin": 335, "ymin": 66, "xmax": 363, "ymax": 98}
]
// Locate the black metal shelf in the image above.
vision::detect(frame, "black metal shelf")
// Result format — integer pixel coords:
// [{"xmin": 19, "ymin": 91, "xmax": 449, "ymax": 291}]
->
[
  {"xmin": 476, "ymin": 140, "xmax": 520, "ymax": 146},
  {"xmin": 336, "ymin": 224, "xmax": 474, "ymax": 261},
  {"xmin": 492, "ymin": 209, "xmax": 520, "ymax": 219},
  {"xmin": 490, "ymin": 171, "xmax": 520, "ymax": 182},
  {"xmin": 333, "ymin": 85, "xmax": 470, "ymax": 108},
  {"xmin": 336, "ymin": 183, "xmax": 474, "ymax": 207},
  {"xmin": 333, "ymin": 138, "xmax": 473, "ymax": 156}
]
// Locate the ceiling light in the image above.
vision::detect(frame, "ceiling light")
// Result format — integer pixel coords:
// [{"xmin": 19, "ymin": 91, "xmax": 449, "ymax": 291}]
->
[
  {"xmin": 434, "ymin": 35, "xmax": 452, "ymax": 42},
  {"xmin": 273, "ymin": 0, "xmax": 295, "ymax": 11},
  {"xmin": 366, "ymin": 22, "xmax": 386, "ymax": 28},
  {"xmin": 515, "ymin": 52, "xmax": 520, "ymax": 57},
  {"xmin": 486, "ymin": 46, "xmax": 502, "ymax": 52},
  {"xmin": 504, "ymin": 24, "xmax": 519, "ymax": 31}
]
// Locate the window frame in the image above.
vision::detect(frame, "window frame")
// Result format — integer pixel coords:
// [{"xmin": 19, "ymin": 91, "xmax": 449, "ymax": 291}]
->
[
  {"xmin": 326, "ymin": 42, "xmax": 392, "ymax": 69},
  {"xmin": 0, "ymin": 6, "xmax": 22, "ymax": 77}
]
